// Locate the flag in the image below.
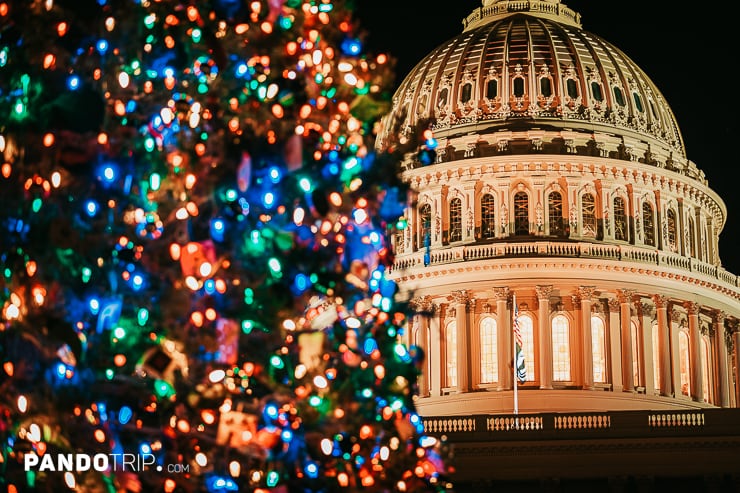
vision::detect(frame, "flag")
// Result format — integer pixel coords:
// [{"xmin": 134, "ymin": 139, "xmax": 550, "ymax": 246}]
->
[{"xmin": 513, "ymin": 302, "xmax": 527, "ymax": 383}]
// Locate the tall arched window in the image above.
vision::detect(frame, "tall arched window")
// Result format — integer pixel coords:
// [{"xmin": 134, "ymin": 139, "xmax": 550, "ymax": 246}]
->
[
  {"xmin": 449, "ymin": 197, "xmax": 462, "ymax": 243},
  {"xmin": 642, "ymin": 202, "xmax": 655, "ymax": 247},
  {"xmin": 631, "ymin": 320, "xmax": 641, "ymax": 388},
  {"xmin": 418, "ymin": 203, "xmax": 431, "ymax": 251},
  {"xmin": 688, "ymin": 215, "xmax": 696, "ymax": 258},
  {"xmin": 445, "ymin": 321, "xmax": 458, "ymax": 388},
  {"xmin": 667, "ymin": 208, "xmax": 678, "ymax": 253},
  {"xmin": 480, "ymin": 318, "xmax": 498, "ymax": 384},
  {"xmin": 514, "ymin": 191, "xmax": 529, "ymax": 235},
  {"xmin": 679, "ymin": 329, "xmax": 690, "ymax": 396},
  {"xmin": 591, "ymin": 316, "xmax": 607, "ymax": 384},
  {"xmin": 552, "ymin": 314, "xmax": 571, "ymax": 382},
  {"xmin": 582, "ymin": 193, "xmax": 597, "ymax": 238},
  {"xmin": 652, "ymin": 323, "xmax": 660, "ymax": 392},
  {"xmin": 548, "ymin": 191, "xmax": 564, "ymax": 236},
  {"xmin": 519, "ymin": 313, "xmax": 536, "ymax": 382},
  {"xmin": 481, "ymin": 193, "xmax": 496, "ymax": 239},
  {"xmin": 614, "ymin": 196, "xmax": 628, "ymax": 241}
]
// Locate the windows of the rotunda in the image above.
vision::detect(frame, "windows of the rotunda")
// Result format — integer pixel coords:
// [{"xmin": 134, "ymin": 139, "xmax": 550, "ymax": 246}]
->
[
  {"xmin": 480, "ymin": 193, "xmax": 496, "ymax": 240},
  {"xmin": 547, "ymin": 191, "xmax": 564, "ymax": 236},
  {"xmin": 642, "ymin": 201, "xmax": 656, "ymax": 247},
  {"xmin": 613, "ymin": 196, "xmax": 628, "ymax": 242},
  {"xmin": 417, "ymin": 203, "xmax": 432, "ymax": 252},
  {"xmin": 552, "ymin": 314, "xmax": 572, "ymax": 382},
  {"xmin": 592, "ymin": 316, "xmax": 608, "ymax": 384},
  {"xmin": 514, "ymin": 191, "xmax": 530, "ymax": 235},
  {"xmin": 448, "ymin": 197, "xmax": 463, "ymax": 243},
  {"xmin": 666, "ymin": 208, "xmax": 678, "ymax": 253},
  {"xmin": 581, "ymin": 193, "xmax": 598, "ymax": 238},
  {"xmin": 445, "ymin": 320, "xmax": 458, "ymax": 389},
  {"xmin": 479, "ymin": 317, "xmax": 498, "ymax": 384}
]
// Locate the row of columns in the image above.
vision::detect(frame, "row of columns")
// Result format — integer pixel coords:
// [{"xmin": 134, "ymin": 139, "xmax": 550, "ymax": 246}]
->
[{"xmin": 409, "ymin": 286, "xmax": 733, "ymax": 407}]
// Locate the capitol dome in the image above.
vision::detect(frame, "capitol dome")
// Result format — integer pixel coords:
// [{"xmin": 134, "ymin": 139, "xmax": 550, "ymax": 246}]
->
[
  {"xmin": 377, "ymin": 0, "xmax": 703, "ymax": 182},
  {"xmin": 383, "ymin": 0, "xmax": 740, "ymax": 420}
]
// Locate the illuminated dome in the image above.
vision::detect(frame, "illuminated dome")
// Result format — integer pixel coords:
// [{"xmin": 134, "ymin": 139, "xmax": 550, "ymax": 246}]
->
[
  {"xmin": 377, "ymin": 0, "xmax": 702, "ymax": 181},
  {"xmin": 383, "ymin": 0, "xmax": 740, "ymax": 419}
]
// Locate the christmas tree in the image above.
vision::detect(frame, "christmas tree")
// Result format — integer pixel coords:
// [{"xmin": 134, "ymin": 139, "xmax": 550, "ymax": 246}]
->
[{"xmin": 0, "ymin": 0, "xmax": 452, "ymax": 491}]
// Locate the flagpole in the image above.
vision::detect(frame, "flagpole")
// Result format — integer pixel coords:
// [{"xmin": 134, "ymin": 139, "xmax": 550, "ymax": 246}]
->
[{"xmin": 513, "ymin": 293, "xmax": 518, "ymax": 417}]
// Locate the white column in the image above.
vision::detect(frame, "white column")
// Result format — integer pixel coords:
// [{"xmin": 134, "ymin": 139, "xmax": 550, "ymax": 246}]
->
[
  {"xmin": 714, "ymin": 311, "xmax": 730, "ymax": 407},
  {"xmin": 685, "ymin": 301, "xmax": 703, "ymax": 402},
  {"xmin": 608, "ymin": 298, "xmax": 623, "ymax": 392},
  {"xmin": 652, "ymin": 295, "xmax": 673, "ymax": 397},
  {"xmin": 429, "ymin": 313, "xmax": 442, "ymax": 397},
  {"xmin": 579, "ymin": 286, "xmax": 596, "ymax": 390},
  {"xmin": 641, "ymin": 301, "xmax": 656, "ymax": 395},
  {"xmin": 734, "ymin": 331, "xmax": 740, "ymax": 407},
  {"xmin": 452, "ymin": 290, "xmax": 472, "ymax": 393},
  {"xmin": 494, "ymin": 287, "xmax": 512, "ymax": 391},
  {"xmin": 410, "ymin": 296, "xmax": 437, "ymax": 398},
  {"xmin": 617, "ymin": 289, "xmax": 635, "ymax": 392},
  {"xmin": 536, "ymin": 285, "xmax": 554, "ymax": 389}
]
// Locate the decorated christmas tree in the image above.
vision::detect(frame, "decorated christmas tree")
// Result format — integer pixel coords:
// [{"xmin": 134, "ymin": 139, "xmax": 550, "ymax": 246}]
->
[{"xmin": 0, "ymin": 0, "xmax": 452, "ymax": 491}]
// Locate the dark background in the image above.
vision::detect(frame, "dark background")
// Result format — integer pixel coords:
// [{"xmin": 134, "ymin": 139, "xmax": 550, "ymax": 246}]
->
[{"xmin": 356, "ymin": 0, "xmax": 740, "ymax": 275}]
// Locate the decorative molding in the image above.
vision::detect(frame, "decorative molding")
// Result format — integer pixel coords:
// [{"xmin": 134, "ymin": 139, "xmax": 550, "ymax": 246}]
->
[
  {"xmin": 409, "ymin": 295, "xmax": 438, "ymax": 315},
  {"xmin": 535, "ymin": 284, "xmax": 554, "ymax": 300},
  {"xmin": 492, "ymin": 286, "xmax": 510, "ymax": 301}
]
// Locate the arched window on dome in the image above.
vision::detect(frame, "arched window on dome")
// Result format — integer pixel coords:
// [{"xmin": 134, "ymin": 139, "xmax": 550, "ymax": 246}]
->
[
  {"xmin": 688, "ymin": 215, "xmax": 697, "ymax": 258},
  {"xmin": 582, "ymin": 193, "xmax": 597, "ymax": 238},
  {"xmin": 539, "ymin": 76, "xmax": 553, "ymax": 98},
  {"xmin": 448, "ymin": 197, "xmax": 462, "ymax": 243},
  {"xmin": 652, "ymin": 322, "xmax": 660, "ymax": 392},
  {"xmin": 633, "ymin": 92, "xmax": 644, "ymax": 113},
  {"xmin": 566, "ymin": 78, "xmax": 579, "ymax": 100},
  {"xmin": 590, "ymin": 81, "xmax": 604, "ymax": 102},
  {"xmin": 513, "ymin": 76, "xmax": 525, "ymax": 98},
  {"xmin": 418, "ymin": 203, "xmax": 431, "ymax": 252},
  {"xmin": 417, "ymin": 93, "xmax": 428, "ymax": 115},
  {"xmin": 460, "ymin": 82, "xmax": 473, "ymax": 104},
  {"xmin": 547, "ymin": 191, "xmax": 564, "ymax": 236},
  {"xmin": 552, "ymin": 314, "xmax": 571, "ymax": 382},
  {"xmin": 514, "ymin": 191, "xmax": 529, "ymax": 236},
  {"xmin": 480, "ymin": 193, "xmax": 496, "ymax": 240},
  {"xmin": 486, "ymin": 78, "xmax": 499, "ymax": 100},
  {"xmin": 642, "ymin": 202, "xmax": 656, "ymax": 247},
  {"xmin": 518, "ymin": 313, "xmax": 536, "ymax": 382},
  {"xmin": 679, "ymin": 328, "xmax": 690, "ymax": 397},
  {"xmin": 631, "ymin": 320, "xmax": 642, "ymax": 389},
  {"xmin": 591, "ymin": 316, "xmax": 607, "ymax": 384},
  {"xmin": 613, "ymin": 86, "xmax": 626, "ymax": 107},
  {"xmin": 614, "ymin": 196, "xmax": 628, "ymax": 242},
  {"xmin": 445, "ymin": 320, "xmax": 458, "ymax": 389},
  {"xmin": 479, "ymin": 317, "xmax": 498, "ymax": 384},
  {"xmin": 701, "ymin": 336, "xmax": 711, "ymax": 403},
  {"xmin": 437, "ymin": 87, "xmax": 449, "ymax": 111},
  {"xmin": 666, "ymin": 208, "xmax": 678, "ymax": 253}
]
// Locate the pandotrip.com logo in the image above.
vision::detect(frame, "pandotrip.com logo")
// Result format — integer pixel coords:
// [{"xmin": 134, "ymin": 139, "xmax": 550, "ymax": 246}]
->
[{"xmin": 23, "ymin": 452, "xmax": 186, "ymax": 473}]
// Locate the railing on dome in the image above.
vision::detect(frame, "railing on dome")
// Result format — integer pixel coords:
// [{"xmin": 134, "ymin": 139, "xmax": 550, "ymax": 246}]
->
[
  {"xmin": 462, "ymin": 0, "xmax": 581, "ymax": 31},
  {"xmin": 420, "ymin": 409, "xmax": 740, "ymax": 442},
  {"xmin": 389, "ymin": 240, "xmax": 740, "ymax": 291}
]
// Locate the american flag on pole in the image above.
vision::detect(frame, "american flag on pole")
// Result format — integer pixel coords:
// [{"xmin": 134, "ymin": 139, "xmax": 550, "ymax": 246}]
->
[{"xmin": 513, "ymin": 302, "xmax": 527, "ymax": 383}]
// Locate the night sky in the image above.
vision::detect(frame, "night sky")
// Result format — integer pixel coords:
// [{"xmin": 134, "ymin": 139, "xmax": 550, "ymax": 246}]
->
[{"xmin": 356, "ymin": 0, "xmax": 740, "ymax": 275}]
